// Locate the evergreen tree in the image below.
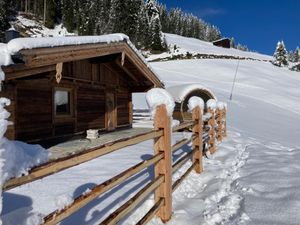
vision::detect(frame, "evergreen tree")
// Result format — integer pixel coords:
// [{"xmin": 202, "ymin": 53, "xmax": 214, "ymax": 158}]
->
[
  {"xmin": 146, "ymin": 0, "xmax": 165, "ymax": 51},
  {"xmin": 0, "ymin": 0, "xmax": 17, "ymax": 40},
  {"xmin": 62, "ymin": 0, "xmax": 75, "ymax": 32},
  {"xmin": 0, "ymin": 0, "xmax": 8, "ymax": 38},
  {"xmin": 45, "ymin": 0, "xmax": 56, "ymax": 28},
  {"xmin": 273, "ymin": 41, "xmax": 288, "ymax": 67},
  {"xmin": 94, "ymin": 0, "xmax": 111, "ymax": 35},
  {"xmin": 288, "ymin": 50, "xmax": 294, "ymax": 62},
  {"xmin": 294, "ymin": 47, "xmax": 300, "ymax": 63},
  {"xmin": 137, "ymin": 3, "xmax": 151, "ymax": 48}
]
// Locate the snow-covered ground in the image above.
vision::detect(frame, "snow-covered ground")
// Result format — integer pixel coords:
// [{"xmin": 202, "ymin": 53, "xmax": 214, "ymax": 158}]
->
[
  {"xmin": 12, "ymin": 15, "xmax": 74, "ymax": 38},
  {"xmin": 2, "ymin": 33, "xmax": 300, "ymax": 225},
  {"xmin": 146, "ymin": 33, "xmax": 273, "ymax": 62}
]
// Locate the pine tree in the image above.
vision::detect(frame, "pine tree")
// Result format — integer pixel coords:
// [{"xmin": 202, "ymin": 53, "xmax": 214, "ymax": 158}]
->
[
  {"xmin": 273, "ymin": 41, "xmax": 289, "ymax": 67},
  {"xmin": 294, "ymin": 47, "xmax": 300, "ymax": 63},
  {"xmin": 0, "ymin": 0, "xmax": 8, "ymax": 38},
  {"xmin": 46, "ymin": 0, "xmax": 56, "ymax": 28},
  {"xmin": 137, "ymin": 3, "xmax": 151, "ymax": 48},
  {"xmin": 146, "ymin": 0, "xmax": 165, "ymax": 51},
  {"xmin": 94, "ymin": 0, "xmax": 111, "ymax": 35},
  {"xmin": 62, "ymin": 0, "xmax": 75, "ymax": 32},
  {"xmin": 0, "ymin": 0, "xmax": 16, "ymax": 40}
]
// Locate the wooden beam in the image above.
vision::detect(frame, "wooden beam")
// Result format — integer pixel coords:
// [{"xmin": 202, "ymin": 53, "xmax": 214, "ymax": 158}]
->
[
  {"xmin": 114, "ymin": 58, "xmax": 139, "ymax": 83},
  {"xmin": 172, "ymin": 149, "xmax": 194, "ymax": 173},
  {"xmin": 172, "ymin": 138, "xmax": 191, "ymax": 153},
  {"xmin": 3, "ymin": 65, "xmax": 56, "ymax": 81},
  {"xmin": 99, "ymin": 175, "xmax": 164, "ymax": 225},
  {"xmin": 89, "ymin": 54, "xmax": 119, "ymax": 64},
  {"xmin": 154, "ymin": 104, "xmax": 172, "ymax": 222},
  {"xmin": 123, "ymin": 45, "xmax": 164, "ymax": 88},
  {"xmin": 172, "ymin": 162, "xmax": 196, "ymax": 192},
  {"xmin": 172, "ymin": 120, "xmax": 195, "ymax": 132},
  {"xmin": 3, "ymin": 129, "xmax": 163, "ymax": 191},
  {"xmin": 17, "ymin": 42, "xmax": 125, "ymax": 68},
  {"xmin": 43, "ymin": 153, "xmax": 164, "ymax": 225},
  {"xmin": 207, "ymin": 107, "xmax": 216, "ymax": 154},
  {"xmin": 192, "ymin": 106, "xmax": 203, "ymax": 173},
  {"xmin": 136, "ymin": 198, "xmax": 165, "ymax": 225}
]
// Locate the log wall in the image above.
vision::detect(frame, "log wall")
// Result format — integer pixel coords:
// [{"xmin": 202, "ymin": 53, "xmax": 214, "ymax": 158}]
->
[{"xmin": 2, "ymin": 58, "xmax": 132, "ymax": 142}]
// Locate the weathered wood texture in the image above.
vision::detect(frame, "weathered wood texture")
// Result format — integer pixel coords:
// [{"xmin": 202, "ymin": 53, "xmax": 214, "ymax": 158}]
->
[
  {"xmin": 154, "ymin": 105, "xmax": 172, "ymax": 222},
  {"xmin": 2, "ymin": 58, "xmax": 136, "ymax": 141},
  {"xmin": 207, "ymin": 107, "xmax": 216, "ymax": 154},
  {"xmin": 192, "ymin": 106, "xmax": 203, "ymax": 173},
  {"xmin": 117, "ymin": 91, "xmax": 130, "ymax": 126},
  {"xmin": 16, "ymin": 81, "xmax": 53, "ymax": 141},
  {"xmin": 77, "ymin": 85, "xmax": 105, "ymax": 131},
  {"xmin": 136, "ymin": 198, "xmax": 165, "ymax": 225},
  {"xmin": 3, "ymin": 129, "xmax": 163, "ymax": 191},
  {"xmin": 43, "ymin": 153, "xmax": 164, "ymax": 225}
]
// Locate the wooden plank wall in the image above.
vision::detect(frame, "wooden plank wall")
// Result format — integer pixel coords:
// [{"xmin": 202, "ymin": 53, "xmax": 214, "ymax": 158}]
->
[
  {"xmin": 117, "ymin": 91, "xmax": 130, "ymax": 126},
  {"xmin": 2, "ymin": 58, "xmax": 132, "ymax": 142},
  {"xmin": 16, "ymin": 80, "xmax": 53, "ymax": 141},
  {"xmin": 77, "ymin": 85, "xmax": 105, "ymax": 131}
]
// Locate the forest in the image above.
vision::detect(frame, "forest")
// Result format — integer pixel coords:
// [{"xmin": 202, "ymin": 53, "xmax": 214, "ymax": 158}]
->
[{"xmin": 0, "ymin": 0, "xmax": 222, "ymax": 51}]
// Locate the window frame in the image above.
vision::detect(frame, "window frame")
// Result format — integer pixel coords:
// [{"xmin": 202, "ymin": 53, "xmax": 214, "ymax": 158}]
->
[{"xmin": 53, "ymin": 87, "xmax": 74, "ymax": 118}]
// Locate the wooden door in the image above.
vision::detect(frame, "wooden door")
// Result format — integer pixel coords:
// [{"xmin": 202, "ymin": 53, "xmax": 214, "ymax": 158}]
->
[{"xmin": 106, "ymin": 92, "xmax": 116, "ymax": 131}]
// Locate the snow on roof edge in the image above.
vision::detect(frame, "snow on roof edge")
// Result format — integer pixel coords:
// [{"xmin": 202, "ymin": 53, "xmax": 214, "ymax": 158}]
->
[{"xmin": 0, "ymin": 33, "xmax": 164, "ymax": 86}]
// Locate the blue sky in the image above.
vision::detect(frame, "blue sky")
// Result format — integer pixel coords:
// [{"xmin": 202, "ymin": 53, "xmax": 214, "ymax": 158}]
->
[{"xmin": 159, "ymin": 0, "xmax": 300, "ymax": 55}]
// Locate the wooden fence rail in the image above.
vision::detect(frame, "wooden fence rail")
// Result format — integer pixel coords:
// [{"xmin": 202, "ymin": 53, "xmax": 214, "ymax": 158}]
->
[{"xmin": 3, "ymin": 103, "xmax": 227, "ymax": 225}]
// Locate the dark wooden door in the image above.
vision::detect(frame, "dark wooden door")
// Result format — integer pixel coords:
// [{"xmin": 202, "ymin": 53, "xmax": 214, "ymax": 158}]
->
[{"xmin": 106, "ymin": 92, "xmax": 116, "ymax": 131}]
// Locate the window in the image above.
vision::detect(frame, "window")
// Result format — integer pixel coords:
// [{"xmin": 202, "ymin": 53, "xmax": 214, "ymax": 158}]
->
[{"xmin": 54, "ymin": 89, "xmax": 72, "ymax": 116}]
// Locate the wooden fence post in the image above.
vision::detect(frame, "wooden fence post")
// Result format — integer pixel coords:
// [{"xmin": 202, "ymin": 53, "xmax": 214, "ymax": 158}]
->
[
  {"xmin": 223, "ymin": 107, "xmax": 227, "ymax": 138},
  {"xmin": 192, "ymin": 106, "xmax": 203, "ymax": 173},
  {"xmin": 207, "ymin": 106, "xmax": 216, "ymax": 154},
  {"xmin": 154, "ymin": 104, "xmax": 172, "ymax": 223},
  {"xmin": 215, "ymin": 107, "xmax": 223, "ymax": 142}
]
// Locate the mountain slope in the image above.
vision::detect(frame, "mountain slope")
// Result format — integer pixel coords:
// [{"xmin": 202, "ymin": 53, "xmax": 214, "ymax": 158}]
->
[
  {"xmin": 146, "ymin": 33, "xmax": 273, "ymax": 62},
  {"xmin": 141, "ymin": 39, "xmax": 300, "ymax": 224}
]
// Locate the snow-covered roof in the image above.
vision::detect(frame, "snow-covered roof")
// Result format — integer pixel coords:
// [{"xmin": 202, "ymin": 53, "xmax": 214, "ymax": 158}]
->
[
  {"xmin": 0, "ymin": 34, "xmax": 164, "ymax": 87},
  {"xmin": 5, "ymin": 33, "xmax": 128, "ymax": 54},
  {"xmin": 167, "ymin": 83, "xmax": 217, "ymax": 103}
]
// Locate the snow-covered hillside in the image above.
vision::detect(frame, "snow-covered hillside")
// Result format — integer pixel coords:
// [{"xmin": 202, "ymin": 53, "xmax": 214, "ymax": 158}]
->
[
  {"xmin": 146, "ymin": 33, "xmax": 273, "ymax": 62},
  {"xmin": 2, "ymin": 33, "xmax": 300, "ymax": 225},
  {"xmin": 11, "ymin": 15, "xmax": 74, "ymax": 38},
  {"xmin": 135, "ymin": 46, "xmax": 300, "ymax": 224}
]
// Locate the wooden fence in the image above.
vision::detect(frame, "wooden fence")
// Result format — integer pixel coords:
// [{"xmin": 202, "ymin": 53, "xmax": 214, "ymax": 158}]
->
[{"xmin": 3, "ymin": 103, "xmax": 227, "ymax": 225}]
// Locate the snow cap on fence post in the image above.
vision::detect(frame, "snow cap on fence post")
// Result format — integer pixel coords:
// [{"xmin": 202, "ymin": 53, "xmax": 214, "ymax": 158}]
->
[
  {"xmin": 146, "ymin": 88, "xmax": 175, "ymax": 118},
  {"xmin": 188, "ymin": 96, "xmax": 204, "ymax": 114},
  {"xmin": 217, "ymin": 101, "xmax": 227, "ymax": 110},
  {"xmin": 207, "ymin": 99, "xmax": 217, "ymax": 110}
]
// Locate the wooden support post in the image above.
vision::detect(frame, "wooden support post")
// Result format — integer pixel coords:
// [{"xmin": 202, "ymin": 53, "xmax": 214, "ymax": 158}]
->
[
  {"xmin": 223, "ymin": 108, "xmax": 227, "ymax": 138},
  {"xmin": 215, "ymin": 107, "xmax": 223, "ymax": 142},
  {"xmin": 154, "ymin": 104, "xmax": 172, "ymax": 223},
  {"xmin": 192, "ymin": 106, "xmax": 203, "ymax": 173},
  {"xmin": 207, "ymin": 107, "xmax": 216, "ymax": 154}
]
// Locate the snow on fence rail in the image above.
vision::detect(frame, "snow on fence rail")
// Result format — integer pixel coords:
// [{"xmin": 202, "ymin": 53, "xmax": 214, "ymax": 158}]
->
[{"xmin": 3, "ymin": 103, "xmax": 227, "ymax": 224}]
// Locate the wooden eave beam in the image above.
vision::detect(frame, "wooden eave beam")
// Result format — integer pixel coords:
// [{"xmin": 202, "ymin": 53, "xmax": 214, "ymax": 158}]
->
[
  {"xmin": 123, "ymin": 44, "xmax": 164, "ymax": 88},
  {"xmin": 14, "ymin": 42, "xmax": 126, "ymax": 68},
  {"xmin": 3, "ymin": 64, "xmax": 56, "ymax": 81},
  {"xmin": 114, "ymin": 58, "xmax": 139, "ymax": 83}
]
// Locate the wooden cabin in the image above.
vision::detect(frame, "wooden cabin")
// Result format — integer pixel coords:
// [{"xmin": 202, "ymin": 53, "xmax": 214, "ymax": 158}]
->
[
  {"xmin": 0, "ymin": 35, "xmax": 163, "ymax": 143},
  {"xmin": 167, "ymin": 84, "xmax": 216, "ymax": 122},
  {"xmin": 212, "ymin": 38, "xmax": 231, "ymax": 48}
]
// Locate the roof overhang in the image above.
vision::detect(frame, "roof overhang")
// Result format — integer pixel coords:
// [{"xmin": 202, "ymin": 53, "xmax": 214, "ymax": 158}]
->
[{"xmin": 2, "ymin": 37, "xmax": 164, "ymax": 91}]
